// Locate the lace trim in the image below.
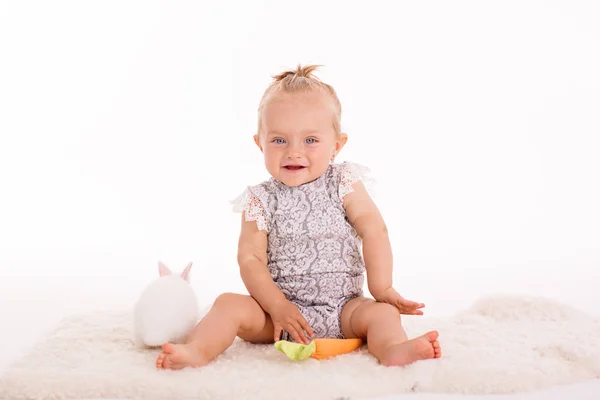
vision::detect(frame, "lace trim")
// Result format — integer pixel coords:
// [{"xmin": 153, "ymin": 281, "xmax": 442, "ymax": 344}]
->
[
  {"xmin": 339, "ymin": 162, "xmax": 375, "ymax": 199},
  {"xmin": 230, "ymin": 189, "xmax": 268, "ymax": 232}
]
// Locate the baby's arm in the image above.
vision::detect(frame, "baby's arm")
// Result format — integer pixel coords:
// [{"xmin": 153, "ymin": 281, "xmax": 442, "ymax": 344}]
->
[
  {"xmin": 237, "ymin": 215, "xmax": 287, "ymax": 313},
  {"xmin": 343, "ymin": 181, "xmax": 424, "ymax": 315},
  {"xmin": 343, "ymin": 181, "xmax": 393, "ymax": 298},
  {"xmin": 237, "ymin": 213, "xmax": 314, "ymax": 342}
]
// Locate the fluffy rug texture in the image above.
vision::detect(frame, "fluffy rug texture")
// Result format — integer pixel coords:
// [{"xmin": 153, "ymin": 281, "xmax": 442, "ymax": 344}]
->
[{"xmin": 1, "ymin": 295, "xmax": 599, "ymax": 400}]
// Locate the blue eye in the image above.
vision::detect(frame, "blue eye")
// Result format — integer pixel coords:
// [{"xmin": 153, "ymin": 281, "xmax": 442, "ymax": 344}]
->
[
  {"xmin": 305, "ymin": 138, "xmax": 317, "ymax": 144},
  {"xmin": 273, "ymin": 138, "xmax": 286, "ymax": 144}
]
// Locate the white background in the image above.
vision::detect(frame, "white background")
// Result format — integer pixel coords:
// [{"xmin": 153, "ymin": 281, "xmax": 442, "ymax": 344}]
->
[{"xmin": 1, "ymin": 0, "xmax": 599, "ymax": 398}]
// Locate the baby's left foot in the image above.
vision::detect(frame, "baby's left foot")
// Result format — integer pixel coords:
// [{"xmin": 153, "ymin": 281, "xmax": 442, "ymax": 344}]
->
[
  {"xmin": 380, "ymin": 330, "xmax": 442, "ymax": 367},
  {"xmin": 156, "ymin": 343, "xmax": 209, "ymax": 370}
]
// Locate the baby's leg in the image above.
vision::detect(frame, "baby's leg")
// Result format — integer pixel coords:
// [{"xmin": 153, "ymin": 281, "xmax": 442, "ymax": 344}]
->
[
  {"xmin": 156, "ymin": 293, "xmax": 273, "ymax": 370},
  {"xmin": 341, "ymin": 297, "xmax": 442, "ymax": 366}
]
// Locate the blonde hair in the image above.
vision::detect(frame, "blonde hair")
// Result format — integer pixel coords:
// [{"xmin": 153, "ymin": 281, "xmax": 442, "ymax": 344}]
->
[{"xmin": 256, "ymin": 64, "xmax": 342, "ymax": 137}]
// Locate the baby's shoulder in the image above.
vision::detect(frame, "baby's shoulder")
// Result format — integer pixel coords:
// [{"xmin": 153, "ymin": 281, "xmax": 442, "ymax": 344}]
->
[
  {"xmin": 230, "ymin": 178, "xmax": 272, "ymax": 212},
  {"xmin": 230, "ymin": 178, "xmax": 274, "ymax": 233},
  {"xmin": 329, "ymin": 161, "xmax": 374, "ymax": 199}
]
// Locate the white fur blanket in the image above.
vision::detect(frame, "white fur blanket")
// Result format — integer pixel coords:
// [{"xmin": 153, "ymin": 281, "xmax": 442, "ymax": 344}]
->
[{"xmin": 1, "ymin": 295, "xmax": 599, "ymax": 400}]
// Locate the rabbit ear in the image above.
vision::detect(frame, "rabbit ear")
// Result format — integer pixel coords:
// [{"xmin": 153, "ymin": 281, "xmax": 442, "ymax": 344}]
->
[
  {"xmin": 180, "ymin": 262, "xmax": 193, "ymax": 282},
  {"xmin": 158, "ymin": 261, "xmax": 172, "ymax": 277}
]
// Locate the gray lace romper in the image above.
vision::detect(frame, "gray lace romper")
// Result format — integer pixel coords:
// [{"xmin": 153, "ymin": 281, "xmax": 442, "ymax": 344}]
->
[{"xmin": 233, "ymin": 161, "xmax": 371, "ymax": 340}]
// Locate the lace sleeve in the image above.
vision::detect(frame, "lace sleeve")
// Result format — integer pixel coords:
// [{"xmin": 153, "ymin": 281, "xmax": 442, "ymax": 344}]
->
[
  {"xmin": 230, "ymin": 189, "xmax": 268, "ymax": 232},
  {"xmin": 338, "ymin": 161, "xmax": 375, "ymax": 199}
]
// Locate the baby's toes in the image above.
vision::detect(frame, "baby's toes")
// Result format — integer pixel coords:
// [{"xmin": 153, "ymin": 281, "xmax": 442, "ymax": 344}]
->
[
  {"xmin": 432, "ymin": 341, "xmax": 442, "ymax": 358},
  {"xmin": 156, "ymin": 352, "xmax": 166, "ymax": 369},
  {"xmin": 161, "ymin": 355, "xmax": 173, "ymax": 369}
]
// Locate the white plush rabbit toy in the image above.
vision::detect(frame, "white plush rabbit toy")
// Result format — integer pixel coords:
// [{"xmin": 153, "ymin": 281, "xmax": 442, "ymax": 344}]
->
[{"xmin": 133, "ymin": 261, "xmax": 199, "ymax": 348}]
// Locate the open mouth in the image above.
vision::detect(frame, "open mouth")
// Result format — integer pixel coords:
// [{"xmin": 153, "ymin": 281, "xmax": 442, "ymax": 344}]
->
[{"xmin": 283, "ymin": 165, "xmax": 306, "ymax": 171}]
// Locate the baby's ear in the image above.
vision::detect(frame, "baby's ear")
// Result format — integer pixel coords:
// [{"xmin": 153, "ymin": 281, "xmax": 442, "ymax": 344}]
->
[
  {"xmin": 253, "ymin": 134, "xmax": 264, "ymax": 152},
  {"xmin": 158, "ymin": 261, "xmax": 172, "ymax": 277},
  {"xmin": 180, "ymin": 262, "xmax": 193, "ymax": 282},
  {"xmin": 336, "ymin": 133, "xmax": 348, "ymax": 152}
]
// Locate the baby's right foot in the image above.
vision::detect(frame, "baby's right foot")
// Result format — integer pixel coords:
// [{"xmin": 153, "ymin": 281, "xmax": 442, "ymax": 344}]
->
[
  {"xmin": 156, "ymin": 342, "xmax": 209, "ymax": 370},
  {"xmin": 380, "ymin": 330, "xmax": 442, "ymax": 367}
]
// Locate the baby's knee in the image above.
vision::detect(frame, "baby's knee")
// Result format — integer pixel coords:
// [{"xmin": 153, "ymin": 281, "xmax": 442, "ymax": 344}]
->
[
  {"xmin": 346, "ymin": 300, "xmax": 400, "ymax": 337},
  {"xmin": 212, "ymin": 292, "xmax": 263, "ymax": 327},
  {"xmin": 377, "ymin": 302, "xmax": 401, "ymax": 317},
  {"xmin": 213, "ymin": 292, "xmax": 246, "ymax": 311},
  {"xmin": 366, "ymin": 302, "xmax": 401, "ymax": 323}
]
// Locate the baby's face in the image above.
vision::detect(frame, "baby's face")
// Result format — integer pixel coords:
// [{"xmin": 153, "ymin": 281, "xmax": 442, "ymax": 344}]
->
[{"xmin": 255, "ymin": 92, "xmax": 346, "ymax": 187}]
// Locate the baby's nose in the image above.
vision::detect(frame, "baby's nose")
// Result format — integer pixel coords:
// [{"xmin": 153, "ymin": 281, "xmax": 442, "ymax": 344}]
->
[{"xmin": 286, "ymin": 144, "xmax": 303, "ymax": 158}]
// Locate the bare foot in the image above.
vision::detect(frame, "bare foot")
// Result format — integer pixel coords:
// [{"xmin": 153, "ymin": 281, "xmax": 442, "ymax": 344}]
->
[
  {"xmin": 380, "ymin": 330, "xmax": 442, "ymax": 367},
  {"xmin": 156, "ymin": 343, "xmax": 209, "ymax": 370}
]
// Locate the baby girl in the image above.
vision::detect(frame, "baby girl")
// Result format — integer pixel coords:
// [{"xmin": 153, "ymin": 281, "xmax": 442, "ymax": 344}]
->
[{"xmin": 156, "ymin": 64, "xmax": 442, "ymax": 369}]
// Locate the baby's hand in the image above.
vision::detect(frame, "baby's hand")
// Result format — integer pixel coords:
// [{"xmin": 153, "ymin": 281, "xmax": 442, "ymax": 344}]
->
[
  {"xmin": 269, "ymin": 299, "xmax": 314, "ymax": 344},
  {"xmin": 375, "ymin": 287, "xmax": 425, "ymax": 315}
]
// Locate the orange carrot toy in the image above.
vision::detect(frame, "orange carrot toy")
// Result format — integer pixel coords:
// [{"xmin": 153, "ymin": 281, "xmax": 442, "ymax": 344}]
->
[{"xmin": 275, "ymin": 338, "xmax": 363, "ymax": 361}]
